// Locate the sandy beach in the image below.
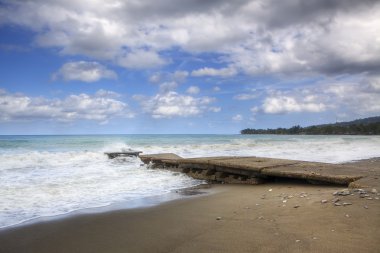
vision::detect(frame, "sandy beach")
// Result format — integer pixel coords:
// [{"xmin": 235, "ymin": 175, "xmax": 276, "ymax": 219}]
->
[{"xmin": 0, "ymin": 159, "xmax": 379, "ymax": 253}]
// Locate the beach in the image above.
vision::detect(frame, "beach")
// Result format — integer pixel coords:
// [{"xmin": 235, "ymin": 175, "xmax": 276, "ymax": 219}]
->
[{"xmin": 1, "ymin": 158, "xmax": 379, "ymax": 253}]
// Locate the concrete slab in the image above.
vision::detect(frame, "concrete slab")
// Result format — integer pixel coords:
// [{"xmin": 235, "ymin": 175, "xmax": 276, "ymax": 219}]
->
[
  {"xmin": 139, "ymin": 153, "xmax": 182, "ymax": 164},
  {"xmin": 138, "ymin": 153, "xmax": 377, "ymax": 187}
]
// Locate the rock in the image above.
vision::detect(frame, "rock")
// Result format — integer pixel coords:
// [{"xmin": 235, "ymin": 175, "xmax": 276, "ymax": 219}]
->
[
  {"xmin": 295, "ymin": 240, "xmax": 301, "ymax": 243},
  {"xmin": 313, "ymin": 237, "xmax": 318, "ymax": 240},
  {"xmin": 371, "ymin": 188, "xmax": 378, "ymax": 194},
  {"xmin": 336, "ymin": 189, "xmax": 351, "ymax": 196},
  {"xmin": 375, "ymin": 197, "xmax": 379, "ymax": 200},
  {"xmin": 332, "ymin": 198, "xmax": 340, "ymax": 203},
  {"xmin": 333, "ymin": 190, "xmax": 348, "ymax": 196},
  {"xmin": 345, "ymin": 214, "xmax": 350, "ymax": 218},
  {"xmin": 258, "ymin": 216, "xmax": 264, "ymax": 220},
  {"xmin": 282, "ymin": 200, "xmax": 287, "ymax": 203},
  {"xmin": 342, "ymin": 202, "xmax": 352, "ymax": 206},
  {"xmin": 366, "ymin": 197, "xmax": 373, "ymax": 200},
  {"xmin": 334, "ymin": 203, "xmax": 342, "ymax": 206},
  {"xmin": 269, "ymin": 189, "xmax": 273, "ymax": 192},
  {"xmin": 216, "ymin": 217, "xmax": 222, "ymax": 220},
  {"xmin": 294, "ymin": 205, "xmax": 300, "ymax": 208},
  {"xmin": 364, "ymin": 205, "xmax": 369, "ymax": 209},
  {"xmin": 321, "ymin": 199, "xmax": 328, "ymax": 204}
]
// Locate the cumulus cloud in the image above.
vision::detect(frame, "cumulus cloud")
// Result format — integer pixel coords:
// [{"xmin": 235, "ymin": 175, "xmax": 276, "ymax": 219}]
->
[
  {"xmin": 117, "ymin": 49, "xmax": 167, "ymax": 69},
  {"xmin": 53, "ymin": 61, "xmax": 117, "ymax": 82},
  {"xmin": 2, "ymin": 0, "xmax": 378, "ymax": 76},
  {"xmin": 186, "ymin": 86, "xmax": 200, "ymax": 95},
  {"xmin": 0, "ymin": 89, "xmax": 133, "ymax": 123},
  {"xmin": 134, "ymin": 91, "xmax": 217, "ymax": 118},
  {"xmin": 252, "ymin": 76, "xmax": 380, "ymax": 116},
  {"xmin": 191, "ymin": 67, "xmax": 237, "ymax": 77},
  {"xmin": 262, "ymin": 96, "xmax": 327, "ymax": 114}
]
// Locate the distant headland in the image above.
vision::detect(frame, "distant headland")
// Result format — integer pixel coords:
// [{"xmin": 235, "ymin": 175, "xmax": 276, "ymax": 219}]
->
[{"xmin": 241, "ymin": 116, "xmax": 380, "ymax": 135}]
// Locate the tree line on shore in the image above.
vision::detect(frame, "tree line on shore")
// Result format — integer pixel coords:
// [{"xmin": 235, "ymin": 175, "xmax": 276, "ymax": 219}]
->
[{"xmin": 241, "ymin": 117, "xmax": 380, "ymax": 135}]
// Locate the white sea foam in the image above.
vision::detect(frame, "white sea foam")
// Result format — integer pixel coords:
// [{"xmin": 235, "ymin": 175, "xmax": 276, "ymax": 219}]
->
[
  {"xmin": 0, "ymin": 150, "xmax": 201, "ymax": 229},
  {"xmin": 0, "ymin": 134, "xmax": 379, "ymax": 229}
]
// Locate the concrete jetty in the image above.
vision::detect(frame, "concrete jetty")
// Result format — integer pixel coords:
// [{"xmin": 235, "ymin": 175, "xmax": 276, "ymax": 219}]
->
[
  {"xmin": 139, "ymin": 153, "xmax": 377, "ymax": 187},
  {"xmin": 105, "ymin": 151, "xmax": 142, "ymax": 159}
]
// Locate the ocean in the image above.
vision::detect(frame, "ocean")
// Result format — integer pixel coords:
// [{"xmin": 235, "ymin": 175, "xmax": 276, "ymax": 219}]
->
[{"xmin": 1, "ymin": 134, "xmax": 380, "ymax": 229}]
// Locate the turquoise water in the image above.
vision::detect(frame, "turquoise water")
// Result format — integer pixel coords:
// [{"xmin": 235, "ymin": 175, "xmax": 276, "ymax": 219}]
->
[{"xmin": 1, "ymin": 134, "xmax": 380, "ymax": 228}]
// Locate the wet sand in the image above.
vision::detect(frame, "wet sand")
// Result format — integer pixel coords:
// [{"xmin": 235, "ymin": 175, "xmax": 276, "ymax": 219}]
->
[{"xmin": 0, "ymin": 160, "xmax": 379, "ymax": 253}]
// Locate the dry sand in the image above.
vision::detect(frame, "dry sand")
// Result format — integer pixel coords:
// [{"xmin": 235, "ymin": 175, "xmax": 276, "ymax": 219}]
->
[{"xmin": 0, "ymin": 161, "xmax": 379, "ymax": 253}]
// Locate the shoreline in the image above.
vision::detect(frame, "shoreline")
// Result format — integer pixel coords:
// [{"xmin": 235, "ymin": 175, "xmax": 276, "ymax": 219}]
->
[
  {"xmin": 0, "ymin": 158, "xmax": 379, "ymax": 253},
  {"xmin": 0, "ymin": 183, "xmax": 212, "ymax": 232}
]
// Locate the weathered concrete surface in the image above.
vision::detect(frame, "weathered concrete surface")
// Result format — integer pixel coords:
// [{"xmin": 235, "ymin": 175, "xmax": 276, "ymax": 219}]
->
[
  {"xmin": 138, "ymin": 153, "xmax": 379, "ymax": 188},
  {"xmin": 139, "ymin": 153, "xmax": 182, "ymax": 165}
]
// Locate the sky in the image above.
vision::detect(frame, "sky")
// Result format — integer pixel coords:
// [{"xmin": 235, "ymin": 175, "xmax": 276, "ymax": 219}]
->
[{"xmin": 0, "ymin": 0, "xmax": 379, "ymax": 134}]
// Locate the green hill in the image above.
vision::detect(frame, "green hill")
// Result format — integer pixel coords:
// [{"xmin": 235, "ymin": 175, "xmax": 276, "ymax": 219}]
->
[{"xmin": 241, "ymin": 116, "xmax": 380, "ymax": 135}]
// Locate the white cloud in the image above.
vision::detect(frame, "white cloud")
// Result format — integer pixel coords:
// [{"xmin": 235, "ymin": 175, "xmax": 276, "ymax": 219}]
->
[
  {"xmin": 117, "ymin": 49, "xmax": 167, "ymax": 69},
  {"xmin": 213, "ymin": 86, "xmax": 221, "ymax": 92},
  {"xmin": 149, "ymin": 72, "xmax": 162, "ymax": 83},
  {"xmin": 53, "ymin": 61, "xmax": 117, "ymax": 82},
  {"xmin": 186, "ymin": 86, "xmax": 200, "ymax": 95},
  {"xmin": 233, "ymin": 93, "xmax": 258, "ymax": 100},
  {"xmin": 209, "ymin": 107, "xmax": 221, "ymax": 113},
  {"xmin": 253, "ymin": 76, "xmax": 380, "ymax": 116},
  {"xmin": 262, "ymin": 96, "xmax": 327, "ymax": 114},
  {"xmin": 159, "ymin": 81, "xmax": 178, "ymax": 93},
  {"xmin": 135, "ymin": 91, "xmax": 216, "ymax": 118},
  {"xmin": 0, "ymin": 89, "xmax": 133, "ymax": 123},
  {"xmin": 172, "ymin": 71, "xmax": 189, "ymax": 82},
  {"xmin": 191, "ymin": 67, "xmax": 237, "ymax": 77},
  {"xmin": 232, "ymin": 114, "xmax": 243, "ymax": 121}
]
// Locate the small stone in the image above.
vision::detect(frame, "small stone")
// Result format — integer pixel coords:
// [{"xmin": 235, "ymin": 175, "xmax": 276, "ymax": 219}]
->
[
  {"xmin": 340, "ymin": 189, "xmax": 351, "ymax": 196},
  {"xmin": 342, "ymin": 202, "xmax": 352, "ymax": 206},
  {"xmin": 295, "ymin": 240, "xmax": 301, "ymax": 243},
  {"xmin": 332, "ymin": 198, "xmax": 340, "ymax": 203},
  {"xmin": 216, "ymin": 217, "xmax": 222, "ymax": 220},
  {"xmin": 367, "ymin": 197, "xmax": 373, "ymax": 200},
  {"xmin": 364, "ymin": 205, "xmax": 369, "ymax": 209},
  {"xmin": 258, "ymin": 216, "xmax": 264, "ymax": 220},
  {"xmin": 321, "ymin": 199, "xmax": 328, "ymax": 203},
  {"xmin": 244, "ymin": 206, "xmax": 251, "ymax": 209},
  {"xmin": 375, "ymin": 197, "xmax": 379, "ymax": 200},
  {"xmin": 371, "ymin": 188, "xmax": 378, "ymax": 194},
  {"xmin": 294, "ymin": 205, "xmax": 300, "ymax": 208},
  {"xmin": 269, "ymin": 189, "xmax": 273, "ymax": 192},
  {"xmin": 313, "ymin": 237, "xmax": 318, "ymax": 240},
  {"xmin": 283, "ymin": 200, "xmax": 287, "ymax": 203},
  {"xmin": 345, "ymin": 214, "xmax": 350, "ymax": 218},
  {"xmin": 256, "ymin": 203, "xmax": 260, "ymax": 206},
  {"xmin": 331, "ymin": 229, "xmax": 335, "ymax": 232},
  {"xmin": 334, "ymin": 203, "xmax": 342, "ymax": 206}
]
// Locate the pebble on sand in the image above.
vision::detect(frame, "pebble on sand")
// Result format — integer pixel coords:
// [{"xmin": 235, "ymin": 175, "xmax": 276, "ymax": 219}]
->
[
  {"xmin": 321, "ymin": 199, "xmax": 328, "ymax": 203},
  {"xmin": 216, "ymin": 217, "xmax": 222, "ymax": 220}
]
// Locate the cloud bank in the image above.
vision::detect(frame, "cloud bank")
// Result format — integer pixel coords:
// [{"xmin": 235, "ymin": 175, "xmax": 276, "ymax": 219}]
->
[{"xmin": 1, "ymin": 0, "xmax": 379, "ymax": 75}]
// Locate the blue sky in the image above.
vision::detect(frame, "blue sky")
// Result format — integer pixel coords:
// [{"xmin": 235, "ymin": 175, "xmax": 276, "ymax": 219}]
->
[{"xmin": 0, "ymin": 0, "xmax": 379, "ymax": 134}]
